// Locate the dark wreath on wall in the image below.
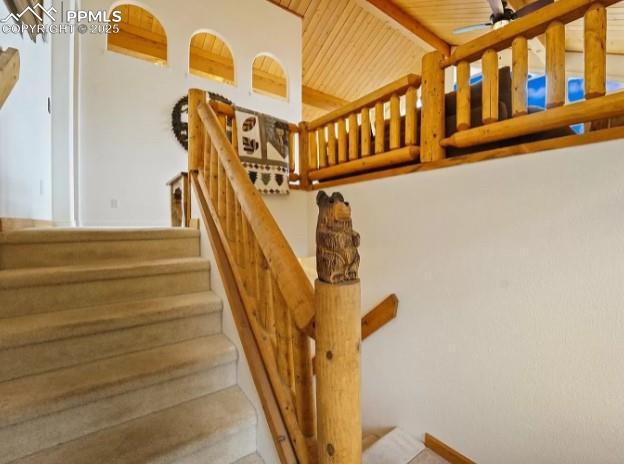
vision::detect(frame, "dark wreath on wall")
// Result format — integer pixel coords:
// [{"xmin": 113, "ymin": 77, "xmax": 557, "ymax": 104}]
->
[{"xmin": 171, "ymin": 92, "xmax": 232, "ymax": 152}]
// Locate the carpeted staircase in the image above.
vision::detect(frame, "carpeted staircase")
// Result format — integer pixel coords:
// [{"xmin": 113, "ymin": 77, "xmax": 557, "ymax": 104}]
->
[{"xmin": 0, "ymin": 227, "xmax": 264, "ymax": 464}]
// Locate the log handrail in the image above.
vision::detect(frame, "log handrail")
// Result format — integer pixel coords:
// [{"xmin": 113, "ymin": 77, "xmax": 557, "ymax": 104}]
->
[
  {"xmin": 307, "ymin": 74, "xmax": 421, "ymax": 131},
  {"xmin": 441, "ymin": 91, "xmax": 624, "ymax": 148},
  {"xmin": 197, "ymin": 101, "xmax": 315, "ymax": 334}
]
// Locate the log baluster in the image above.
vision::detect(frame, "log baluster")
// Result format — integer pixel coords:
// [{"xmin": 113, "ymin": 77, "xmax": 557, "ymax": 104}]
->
[
  {"xmin": 308, "ymin": 130, "xmax": 318, "ymax": 171},
  {"xmin": 318, "ymin": 127, "xmax": 327, "ymax": 168},
  {"xmin": 374, "ymin": 101, "xmax": 385, "ymax": 154},
  {"xmin": 482, "ymin": 49, "xmax": 499, "ymax": 124},
  {"xmin": 326, "ymin": 123, "xmax": 337, "ymax": 166},
  {"xmin": 337, "ymin": 118, "xmax": 347, "ymax": 163},
  {"xmin": 360, "ymin": 107, "xmax": 371, "ymax": 156},
  {"xmin": 512, "ymin": 36, "xmax": 528, "ymax": 117},
  {"xmin": 456, "ymin": 61, "xmax": 471, "ymax": 131},
  {"xmin": 546, "ymin": 21, "xmax": 566, "ymax": 109},
  {"xmin": 405, "ymin": 86, "xmax": 417, "ymax": 145},
  {"xmin": 389, "ymin": 94, "xmax": 401, "ymax": 150},
  {"xmin": 348, "ymin": 113, "xmax": 359, "ymax": 161}
]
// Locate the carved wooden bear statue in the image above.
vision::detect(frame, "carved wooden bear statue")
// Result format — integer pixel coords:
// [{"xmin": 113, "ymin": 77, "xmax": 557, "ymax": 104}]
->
[{"xmin": 316, "ymin": 191, "xmax": 360, "ymax": 284}]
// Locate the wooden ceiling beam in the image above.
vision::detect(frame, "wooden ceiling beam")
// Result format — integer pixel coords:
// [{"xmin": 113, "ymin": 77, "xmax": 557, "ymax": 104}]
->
[
  {"xmin": 264, "ymin": 0, "xmax": 305, "ymax": 18},
  {"xmin": 363, "ymin": 0, "xmax": 451, "ymax": 56},
  {"xmin": 303, "ymin": 86, "xmax": 349, "ymax": 111}
]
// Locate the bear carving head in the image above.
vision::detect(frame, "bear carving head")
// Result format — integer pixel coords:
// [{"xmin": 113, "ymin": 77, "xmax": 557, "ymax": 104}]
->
[{"xmin": 316, "ymin": 191, "xmax": 351, "ymax": 225}]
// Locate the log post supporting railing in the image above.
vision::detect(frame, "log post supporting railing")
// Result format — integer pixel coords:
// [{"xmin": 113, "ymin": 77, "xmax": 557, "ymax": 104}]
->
[
  {"xmin": 314, "ymin": 190, "xmax": 362, "ymax": 464},
  {"xmin": 421, "ymin": 51, "xmax": 446, "ymax": 162},
  {"xmin": 315, "ymin": 280, "xmax": 362, "ymax": 464}
]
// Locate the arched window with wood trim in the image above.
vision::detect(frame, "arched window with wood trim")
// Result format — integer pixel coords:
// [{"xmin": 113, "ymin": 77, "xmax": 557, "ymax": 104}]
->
[
  {"xmin": 189, "ymin": 32, "xmax": 235, "ymax": 85},
  {"xmin": 252, "ymin": 54, "xmax": 288, "ymax": 100},
  {"xmin": 107, "ymin": 4, "xmax": 167, "ymax": 65}
]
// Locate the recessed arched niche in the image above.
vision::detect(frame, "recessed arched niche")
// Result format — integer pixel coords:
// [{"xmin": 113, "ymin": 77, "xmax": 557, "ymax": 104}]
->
[
  {"xmin": 189, "ymin": 32, "xmax": 235, "ymax": 85},
  {"xmin": 107, "ymin": 4, "xmax": 167, "ymax": 65},
  {"xmin": 252, "ymin": 54, "xmax": 288, "ymax": 100}
]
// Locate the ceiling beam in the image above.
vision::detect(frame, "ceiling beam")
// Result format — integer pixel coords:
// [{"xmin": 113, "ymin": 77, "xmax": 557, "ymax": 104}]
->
[
  {"xmin": 302, "ymin": 86, "xmax": 349, "ymax": 111},
  {"xmin": 362, "ymin": 0, "xmax": 451, "ymax": 56},
  {"xmin": 264, "ymin": 0, "xmax": 304, "ymax": 18}
]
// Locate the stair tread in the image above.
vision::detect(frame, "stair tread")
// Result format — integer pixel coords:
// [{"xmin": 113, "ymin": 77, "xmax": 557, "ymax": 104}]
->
[
  {"xmin": 13, "ymin": 386, "xmax": 257, "ymax": 464},
  {"xmin": 0, "ymin": 227, "xmax": 199, "ymax": 244},
  {"xmin": 0, "ymin": 335, "xmax": 236, "ymax": 428},
  {"xmin": 0, "ymin": 292, "xmax": 221, "ymax": 350},
  {"xmin": 0, "ymin": 257, "xmax": 210, "ymax": 290},
  {"xmin": 234, "ymin": 453, "xmax": 265, "ymax": 464}
]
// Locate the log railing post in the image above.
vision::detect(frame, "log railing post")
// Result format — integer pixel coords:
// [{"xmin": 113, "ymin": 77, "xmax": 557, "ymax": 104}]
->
[
  {"xmin": 421, "ymin": 51, "xmax": 446, "ymax": 162},
  {"xmin": 546, "ymin": 21, "xmax": 566, "ymax": 109},
  {"xmin": 187, "ymin": 89, "xmax": 206, "ymax": 225},
  {"xmin": 585, "ymin": 2, "xmax": 608, "ymax": 131},
  {"xmin": 456, "ymin": 61, "xmax": 471, "ymax": 131},
  {"xmin": 298, "ymin": 121, "xmax": 311, "ymax": 190},
  {"xmin": 512, "ymin": 36, "xmax": 529, "ymax": 118},
  {"xmin": 314, "ymin": 190, "xmax": 361, "ymax": 464},
  {"xmin": 482, "ymin": 49, "xmax": 499, "ymax": 124}
]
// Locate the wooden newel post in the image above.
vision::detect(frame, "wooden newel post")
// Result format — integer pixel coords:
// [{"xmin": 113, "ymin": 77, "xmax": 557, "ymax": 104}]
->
[{"xmin": 314, "ymin": 191, "xmax": 362, "ymax": 464}]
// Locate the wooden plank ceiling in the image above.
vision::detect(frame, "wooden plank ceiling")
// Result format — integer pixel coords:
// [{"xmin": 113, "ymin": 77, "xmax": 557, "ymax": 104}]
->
[
  {"xmin": 379, "ymin": 0, "xmax": 624, "ymax": 54},
  {"xmin": 270, "ymin": 0, "xmax": 427, "ymax": 119}
]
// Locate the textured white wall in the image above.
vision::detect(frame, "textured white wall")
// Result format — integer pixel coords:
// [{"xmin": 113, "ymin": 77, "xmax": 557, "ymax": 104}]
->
[
  {"xmin": 306, "ymin": 139, "xmax": 624, "ymax": 464},
  {"xmin": 78, "ymin": 0, "xmax": 302, "ymax": 226},
  {"xmin": 0, "ymin": 2, "xmax": 52, "ymax": 221}
]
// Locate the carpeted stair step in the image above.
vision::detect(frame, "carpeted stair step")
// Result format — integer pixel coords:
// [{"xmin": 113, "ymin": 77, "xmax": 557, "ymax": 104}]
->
[
  {"xmin": 0, "ymin": 292, "xmax": 222, "ymax": 382},
  {"xmin": 0, "ymin": 257, "xmax": 211, "ymax": 317},
  {"xmin": 0, "ymin": 227, "xmax": 200, "ymax": 269},
  {"xmin": 0, "ymin": 335, "xmax": 237, "ymax": 463},
  {"xmin": 0, "ymin": 335, "xmax": 235, "ymax": 429},
  {"xmin": 11, "ymin": 386, "xmax": 257, "ymax": 464}
]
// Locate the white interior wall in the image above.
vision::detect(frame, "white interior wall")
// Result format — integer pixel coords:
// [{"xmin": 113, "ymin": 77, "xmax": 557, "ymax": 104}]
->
[
  {"xmin": 0, "ymin": 2, "xmax": 52, "ymax": 221},
  {"xmin": 78, "ymin": 0, "xmax": 302, "ymax": 226},
  {"xmin": 306, "ymin": 139, "xmax": 624, "ymax": 464}
]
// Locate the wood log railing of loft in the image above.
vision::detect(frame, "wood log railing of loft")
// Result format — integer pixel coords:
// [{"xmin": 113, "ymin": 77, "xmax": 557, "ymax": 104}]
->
[{"xmin": 288, "ymin": 0, "xmax": 624, "ymax": 190}]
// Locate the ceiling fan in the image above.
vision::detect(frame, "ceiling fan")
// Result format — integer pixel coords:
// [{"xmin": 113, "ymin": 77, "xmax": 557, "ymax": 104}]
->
[{"xmin": 453, "ymin": 0, "xmax": 554, "ymax": 35}]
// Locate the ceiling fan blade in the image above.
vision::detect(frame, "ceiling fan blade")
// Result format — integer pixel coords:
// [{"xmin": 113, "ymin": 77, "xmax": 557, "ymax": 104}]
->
[
  {"xmin": 486, "ymin": 0, "xmax": 505, "ymax": 17},
  {"xmin": 514, "ymin": 0, "xmax": 554, "ymax": 18},
  {"xmin": 453, "ymin": 23, "xmax": 493, "ymax": 35}
]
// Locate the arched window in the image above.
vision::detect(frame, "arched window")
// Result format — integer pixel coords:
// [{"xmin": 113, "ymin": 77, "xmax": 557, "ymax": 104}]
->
[
  {"xmin": 189, "ymin": 32, "xmax": 235, "ymax": 85},
  {"xmin": 107, "ymin": 4, "xmax": 167, "ymax": 65},
  {"xmin": 252, "ymin": 54, "xmax": 287, "ymax": 100}
]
